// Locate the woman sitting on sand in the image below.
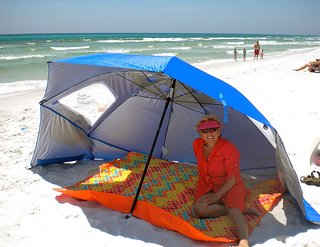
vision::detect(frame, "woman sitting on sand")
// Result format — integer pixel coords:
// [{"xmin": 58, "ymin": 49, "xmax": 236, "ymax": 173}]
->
[
  {"xmin": 193, "ymin": 115, "xmax": 259, "ymax": 247},
  {"xmin": 294, "ymin": 60, "xmax": 320, "ymax": 72}
]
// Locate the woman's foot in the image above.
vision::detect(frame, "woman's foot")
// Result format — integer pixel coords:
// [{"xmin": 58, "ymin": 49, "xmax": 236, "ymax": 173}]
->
[
  {"xmin": 244, "ymin": 207, "xmax": 259, "ymax": 216},
  {"xmin": 238, "ymin": 239, "xmax": 249, "ymax": 247}
]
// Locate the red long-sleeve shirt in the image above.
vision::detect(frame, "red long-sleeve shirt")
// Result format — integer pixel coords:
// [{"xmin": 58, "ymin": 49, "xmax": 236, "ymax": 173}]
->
[{"xmin": 193, "ymin": 137, "xmax": 247, "ymax": 211}]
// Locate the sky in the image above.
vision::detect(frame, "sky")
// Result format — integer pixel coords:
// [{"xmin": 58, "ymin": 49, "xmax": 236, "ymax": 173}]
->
[{"xmin": 1, "ymin": 0, "xmax": 320, "ymax": 35}]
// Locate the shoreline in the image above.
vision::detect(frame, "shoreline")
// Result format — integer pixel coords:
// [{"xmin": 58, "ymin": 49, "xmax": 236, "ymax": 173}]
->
[
  {"xmin": 0, "ymin": 46, "xmax": 319, "ymax": 85},
  {"xmin": 195, "ymin": 46, "xmax": 319, "ymax": 69}
]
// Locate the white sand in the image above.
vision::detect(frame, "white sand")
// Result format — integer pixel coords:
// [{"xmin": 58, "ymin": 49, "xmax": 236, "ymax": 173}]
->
[{"xmin": 1, "ymin": 50, "xmax": 320, "ymax": 247}]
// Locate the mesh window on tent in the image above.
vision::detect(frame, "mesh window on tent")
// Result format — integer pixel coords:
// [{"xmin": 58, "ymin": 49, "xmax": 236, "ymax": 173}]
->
[{"xmin": 58, "ymin": 82, "xmax": 116, "ymax": 126}]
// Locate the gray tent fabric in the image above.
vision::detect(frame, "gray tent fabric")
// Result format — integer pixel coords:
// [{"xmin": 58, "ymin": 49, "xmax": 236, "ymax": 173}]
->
[
  {"xmin": 32, "ymin": 65, "xmax": 275, "ymax": 169},
  {"xmin": 31, "ymin": 53, "xmax": 319, "ymax": 223}
]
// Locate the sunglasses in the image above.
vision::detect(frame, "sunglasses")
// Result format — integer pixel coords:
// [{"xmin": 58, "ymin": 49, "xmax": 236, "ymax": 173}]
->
[{"xmin": 201, "ymin": 128, "xmax": 218, "ymax": 133}]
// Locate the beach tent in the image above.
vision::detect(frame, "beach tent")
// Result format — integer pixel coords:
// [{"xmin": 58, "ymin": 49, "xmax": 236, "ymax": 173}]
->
[{"xmin": 31, "ymin": 53, "xmax": 319, "ymax": 224}]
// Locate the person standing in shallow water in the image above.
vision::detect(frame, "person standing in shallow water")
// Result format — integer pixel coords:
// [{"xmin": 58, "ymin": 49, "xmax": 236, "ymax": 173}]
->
[
  {"xmin": 243, "ymin": 47, "xmax": 247, "ymax": 61},
  {"xmin": 193, "ymin": 115, "xmax": 259, "ymax": 247},
  {"xmin": 260, "ymin": 49, "xmax": 264, "ymax": 59},
  {"xmin": 253, "ymin": 41, "xmax": 260, "ymax": 60},
  {"xmin": 233, "ymin": 48, "xmax": 239, "ymax": 61}
]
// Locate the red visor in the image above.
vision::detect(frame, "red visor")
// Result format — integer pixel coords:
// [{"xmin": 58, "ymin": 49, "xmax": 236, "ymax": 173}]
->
[{"xmin": 197, "ymin": 120, "xmax": 221, "ymax": 131}]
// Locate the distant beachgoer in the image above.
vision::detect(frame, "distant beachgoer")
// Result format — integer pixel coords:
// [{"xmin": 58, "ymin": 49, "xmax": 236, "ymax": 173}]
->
[
  {"xmin": 253, "ymin": 41, "xmax": 260, "ymax": 60},
  {"xmin": 243, "ymin": 48, "xmax": 247, "ymax": 61},
  {"xmin": 233, "ymin": 48, "xmax": 239, "ymax": 61},
  {"xmin": 294, "ymin": 60, "xmax": 320, "ymax": 72},
  {"xmin": 260, "ymin": 50, "xmax": 264, "ymax": 59}
]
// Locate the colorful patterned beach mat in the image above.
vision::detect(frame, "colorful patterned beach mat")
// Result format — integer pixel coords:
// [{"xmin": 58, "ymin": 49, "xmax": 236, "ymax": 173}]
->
[{"xmin": 56, "ymin": 152, "xmax": 284, "ymax": 242}]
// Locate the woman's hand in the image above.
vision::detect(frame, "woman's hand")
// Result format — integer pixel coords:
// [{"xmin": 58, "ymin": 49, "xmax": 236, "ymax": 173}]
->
[{"xmin": 197, "ymin": 192, "xmax": 220, "ymax": 205}]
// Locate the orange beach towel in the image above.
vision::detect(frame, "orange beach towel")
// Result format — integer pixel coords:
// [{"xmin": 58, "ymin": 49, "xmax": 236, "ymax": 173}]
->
[{"xmin": 55, "ymin": 152, "xmax": 284, "ymax": 243}]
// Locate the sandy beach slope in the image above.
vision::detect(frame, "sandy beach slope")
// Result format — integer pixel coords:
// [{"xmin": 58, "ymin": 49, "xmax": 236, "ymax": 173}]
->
[{"xmin": 0, "ymin": 49, "xmax": 320, "ymax": 247}]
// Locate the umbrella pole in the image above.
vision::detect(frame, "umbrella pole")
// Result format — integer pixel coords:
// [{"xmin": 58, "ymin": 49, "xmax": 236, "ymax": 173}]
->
[{"xmin": 126, "ymin": 79, "xmax": 176, "ymax": 219}]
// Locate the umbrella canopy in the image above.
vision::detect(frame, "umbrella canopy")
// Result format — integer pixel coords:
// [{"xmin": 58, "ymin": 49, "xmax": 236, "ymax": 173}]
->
[
  {"xmin": 32, "ymin": 53, "xmax": 276, "ymax": 170},
  {"xmin": 31, "ymin": 53, "xmax": 320, "ymax": 224},
  {"xmin": 31, "ymin": 53, "xmax": 278, "ymax": 217}
]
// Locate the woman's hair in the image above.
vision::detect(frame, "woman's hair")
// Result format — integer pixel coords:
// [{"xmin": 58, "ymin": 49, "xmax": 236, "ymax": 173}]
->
[{"xmin": 196, "ymin": 114, "xmax": 222, "ymax": 131}]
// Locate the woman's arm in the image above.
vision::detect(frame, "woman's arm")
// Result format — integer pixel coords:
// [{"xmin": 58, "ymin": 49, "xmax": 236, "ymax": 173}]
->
[
  {"xmin": 215, "ymin": 176, "xmax": 236, "ymax": 200},
  {"xmin": 199, "ymin": 176, "xmax": 236, "ymax": 204}
]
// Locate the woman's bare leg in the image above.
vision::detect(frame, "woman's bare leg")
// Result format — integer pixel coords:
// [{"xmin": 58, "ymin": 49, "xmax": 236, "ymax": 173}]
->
[
  {"xmin": 194, "ymin": 192, "xmax": 227, "ymax": 218},
  {"xmin": 227, "ymin": 207, "xmax": 250, "ymax": 247},
  {"xmin": 194, "ymin": 201, "xmax": 227, "ymax": 218},
  {"xmin": 244, "ymin": 207, "xmax": 259, "ymax": 216},
  {"xmin": 294, "ymin": 63, "xmax": 310, "ymax": 71}
]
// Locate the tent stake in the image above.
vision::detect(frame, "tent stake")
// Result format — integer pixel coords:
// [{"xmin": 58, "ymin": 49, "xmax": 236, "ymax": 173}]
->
[{"xmin": 126, "ymin": 79, "xmax": 176, "ymax": 219}]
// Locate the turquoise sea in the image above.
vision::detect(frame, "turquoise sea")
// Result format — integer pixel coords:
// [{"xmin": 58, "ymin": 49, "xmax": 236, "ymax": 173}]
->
[{"xmin": 1, "ymin": 33, "xmax": 320, "ymax": 84}]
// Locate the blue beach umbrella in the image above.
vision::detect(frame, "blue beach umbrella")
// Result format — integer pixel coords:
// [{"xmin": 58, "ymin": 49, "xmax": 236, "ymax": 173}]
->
[{"xmin": 31, "ymin": 53, "xmax": 279, "ymax": 216}]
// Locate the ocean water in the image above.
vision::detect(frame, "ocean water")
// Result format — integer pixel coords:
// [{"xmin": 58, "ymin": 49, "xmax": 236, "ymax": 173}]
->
[{"xmin": 1, "ymin": 33, "xmax": 320, "ymax": 84}]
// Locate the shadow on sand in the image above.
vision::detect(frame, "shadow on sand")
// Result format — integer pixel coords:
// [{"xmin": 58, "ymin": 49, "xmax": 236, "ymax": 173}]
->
[{"xmin": 31, "ymin": 161, "xmax": 319, "ymax": 247}]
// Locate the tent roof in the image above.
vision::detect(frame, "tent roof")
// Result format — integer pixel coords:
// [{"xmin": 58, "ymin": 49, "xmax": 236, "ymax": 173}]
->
[
  {"xmin": 57, "ymin": 53, "xmax": 172, "ymax": 72},
  {"xmin": 55, "ymin": 53, "xmax": 272, "ymax": 127}
]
